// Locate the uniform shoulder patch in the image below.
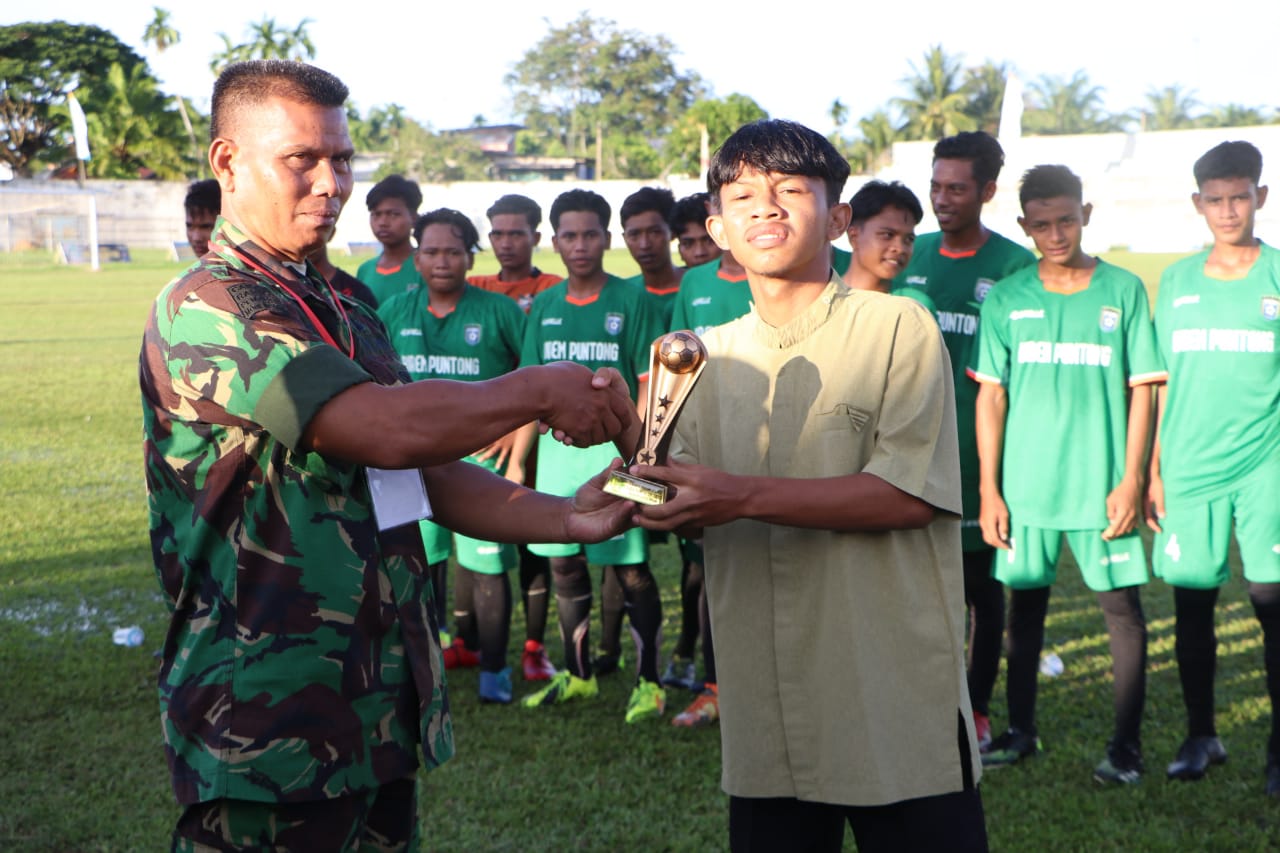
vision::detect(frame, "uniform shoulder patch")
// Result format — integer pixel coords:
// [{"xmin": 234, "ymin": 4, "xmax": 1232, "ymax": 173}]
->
[{"xmin": 227, "ymin": 282, "xmax": 291, "ymax": 318}]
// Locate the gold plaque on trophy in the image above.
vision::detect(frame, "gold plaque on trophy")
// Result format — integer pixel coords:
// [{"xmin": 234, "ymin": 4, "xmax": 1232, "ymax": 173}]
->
[{"xmin": 604, "ymin": 330, "xmax": 708, "ymax": 505}]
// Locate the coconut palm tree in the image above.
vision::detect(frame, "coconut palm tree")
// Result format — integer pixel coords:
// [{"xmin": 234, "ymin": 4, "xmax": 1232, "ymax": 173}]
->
[
  {"xmin": 1143, "ymin": 85, "xmax": 1201, "ymax": 131},
  {"xmin": 142, "ymin": 7, "xmax": 179, "ymax": 53},
  {"xmin": 892, "ymin": 46, "xmax": 976, "ymax": 141},
  {"xmin": 1024, "ymin": 71, "xmax": 1126, "ymax": 135}
]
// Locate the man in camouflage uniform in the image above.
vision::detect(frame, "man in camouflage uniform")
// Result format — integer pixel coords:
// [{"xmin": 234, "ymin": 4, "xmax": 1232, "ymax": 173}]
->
[{"xmin": 139, "ymin": 60, "xmax": 637, "ymax": 850}]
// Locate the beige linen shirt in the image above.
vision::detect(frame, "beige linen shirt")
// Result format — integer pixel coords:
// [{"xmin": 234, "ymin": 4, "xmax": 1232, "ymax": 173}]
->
[{"xmin": 672, "ymin": 276, "xmax": 980, "ymax": 806}]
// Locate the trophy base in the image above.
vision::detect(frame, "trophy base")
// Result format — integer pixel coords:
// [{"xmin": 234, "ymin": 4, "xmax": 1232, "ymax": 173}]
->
[{"xmin": 603, "ymin": 470, "xmax": 669, "ymax": 505}]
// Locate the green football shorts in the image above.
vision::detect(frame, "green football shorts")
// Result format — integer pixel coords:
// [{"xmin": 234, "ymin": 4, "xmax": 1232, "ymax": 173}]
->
[
  {"xmin": 527, "ymin": 432, "xmax": 647, "ymax": 564},
  {"xmin": 995, "ymin": 525, "xmax": 1149, "ymax": 592},
  {"xmin": 1153, "ymin": 462, "xmax": 1280, "ymax": 589}
]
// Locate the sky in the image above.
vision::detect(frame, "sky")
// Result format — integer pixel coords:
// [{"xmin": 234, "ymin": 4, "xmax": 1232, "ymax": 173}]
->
[{"xmin": 6, "ymin": 1, "xmax": 1279, "ymax": 135}]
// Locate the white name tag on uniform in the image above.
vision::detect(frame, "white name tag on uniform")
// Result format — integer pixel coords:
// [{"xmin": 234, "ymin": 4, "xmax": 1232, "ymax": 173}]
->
[{"xmin": 367, "ymin": 467, "xmax": 433, "ymax": 531}]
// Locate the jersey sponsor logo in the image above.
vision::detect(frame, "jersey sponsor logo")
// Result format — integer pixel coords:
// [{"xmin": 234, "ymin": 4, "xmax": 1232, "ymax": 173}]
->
[
  {"xmin": 692, "ymin": 297, "xmax": 712, "ymax": 307},
  {"xmin": 541, "ymin": 317, "xmax": 563, "ymax": 326},
  {"xmin": 541, "ymin": 340, "xmax": 621, "ymax": 362},
  {"xmin": 906, "ymin": 275, "xmax": 928, "ymax": 287},
  {"xmin": 1017, "ymin": 340, "xmax": 1114, "ymax": 367},
  {"xmin": 1173, "ymin": 295, "xmax": 1201, "ymax": 308},
  {"xmin": 974, "ymin": 278, "xmax": 995, "ymax": 303},
  {"xmin": 605, "ymin": 312, "xmax": 624, "ymax": 336},
  {"xmin": 1171, "ymin": 328, "xmax": 1275, "ymax": 353},
  {"xmin": 936, "ymin": 310, "xmax": 979, "ymax": 335},
  {"xmin": 1100, "ymin": 552, "xmax": 1132, "ymax": 566},
  {"xmin": 1263, "ymin": 296, "xmax": 1279, "ymax": 321},
  {"xmin": 464, "ymin": 324, "xmax": 482, "ymax": 346},
  {"xmin": 1099, "ymin": 306, "xmax": 1121, "ymax": 333},
  {"xmin": 401, "ymin": 353, "xmax": 481, "ymax": 376},
  {"xmin": 1009, "ymin": 309, "xmax": 1044, "ymax": 321},
  {"xmin": 1164, "ymin": 534, "xmax": 1181, "ymax": 563},
  {"xmin": 398, "ymin": 328, "xmax": 424, "ymax": 337}
]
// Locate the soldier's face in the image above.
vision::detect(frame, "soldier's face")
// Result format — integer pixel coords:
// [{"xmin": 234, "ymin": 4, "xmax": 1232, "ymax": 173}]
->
[{"xmin": 213, "ymin": 96, "xmax": 354, "ymax": 263}]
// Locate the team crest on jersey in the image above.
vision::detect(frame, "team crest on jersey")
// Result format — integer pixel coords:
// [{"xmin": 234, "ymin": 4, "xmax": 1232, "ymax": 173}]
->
[
  {"xmin": 1099, "ymin": 306, "xmax": 1121, "ymax": 332},
  {"xmin": 604, "ymin": 312, "xmax": 624, "ymax": 336},
  {"xmin": 1263, "ymin": 296, "xmax": 1280, "ymax": 321},
  {"xmin": 974, "ymin": 279, "xmax": 995, "ymax": 303},
  {"xmin": 464, "ymin": 324, "xmax": 483, "ymax": 346}
]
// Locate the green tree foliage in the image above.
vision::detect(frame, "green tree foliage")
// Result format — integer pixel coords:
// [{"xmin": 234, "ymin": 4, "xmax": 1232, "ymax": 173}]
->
[
  {"xmin": 846, "ymin": 110, "xmax": 901, "ymax": 175},
  {"xmin": 82, "ymin": 62, "xmax": 191, "ymax": 179},
  {"xmin": 1200, "ymin": 103, "xmax": 1276, "ymax": 128},
  {"xmin": 210, "ymin": 17, "xmax": 316, "ymax": 75},
  {"xmin": 665, "ymin": 94, "xmax": 768, "ymax": 177},
  {"xmin": 142, "ymin": 7, "xmax": 179, "ymax": 53},
  {"xmin": 892, "ymin": 45, "xmax": 977, "ymax": 141},
  {"xmin": 0, "ymin": 21, "xmax": 150, "ymax": 176},
  {"xmin": 962, "ymin": 61, "xmax": 1008, "ymax": 135},
  {"xmin": 1023, "ymin": 71, "xmax": 1127, "ymax": 135},
  {"xmin": 505, "ymin": 13, "xmax": 703, "ymax": 178},
  {"xmin": 1143, "ymin": 85, "xmax": 1201, "ymax": 131}
]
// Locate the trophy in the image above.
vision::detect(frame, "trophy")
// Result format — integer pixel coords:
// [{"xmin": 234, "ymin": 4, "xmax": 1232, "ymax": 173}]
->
[{"xmin": 604, "ymin": 330, "xmax": 708, "ymax": 505}]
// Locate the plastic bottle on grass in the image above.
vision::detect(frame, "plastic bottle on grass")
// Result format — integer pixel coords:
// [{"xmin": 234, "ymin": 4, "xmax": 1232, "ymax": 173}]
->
[
  {"xmin": 1039, "ymin": 652, "xmax": 1064, "ymax": 677},
  {"xmin": 113, "ymin": 626, "xmax": 144, "ymax": 647}
]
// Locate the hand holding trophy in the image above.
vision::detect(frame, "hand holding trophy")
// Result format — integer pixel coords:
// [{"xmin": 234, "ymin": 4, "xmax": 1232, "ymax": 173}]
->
[{"xmin": 603, "ymin": 330, "xmax": 708, "ymax": 505}]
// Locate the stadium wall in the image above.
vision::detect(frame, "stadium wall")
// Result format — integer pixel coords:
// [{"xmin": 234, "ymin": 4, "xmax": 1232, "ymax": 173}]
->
[{"xmin": 2, "ymin": 125, "xmax": 1277, "ymax": 256}]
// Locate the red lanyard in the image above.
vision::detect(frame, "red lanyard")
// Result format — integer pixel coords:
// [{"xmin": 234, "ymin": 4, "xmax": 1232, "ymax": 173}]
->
[{"xmin": 226, "ymin": 246, "xmax": 356, "ymax": 359}]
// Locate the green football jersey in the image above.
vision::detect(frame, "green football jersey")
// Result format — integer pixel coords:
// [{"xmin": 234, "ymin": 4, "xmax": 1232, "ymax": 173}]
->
[
  {"xmin": 624, "ymin": 272, "xmax": 680, "ymax": 329},
  {"xmin": 521, "ymin": 274, "xmax": 664, "ymax": 400},
  {"xmin": 357, "ymin": 254, "xmax": 423, "ymax": 306},
  {"xmin": 670, "ymin": 259, "xmax": 753, "ymax": 335},
  {"xmin": 832, "ymin": 245, "xmax": 852, "ymax": 276},
  {"xmin": 895, "ymin": 230, "xmax": 1037, "ymax": 547},
  {"xmin": 971, "ymin": 260, "xmax": 1165, "ymax": 529},
  {"xmin": 1154, "ymin": 242, "xmax": 1280, "ymax": 504},
  {"xmin": 378, "ymin": 285, "xmax": 525, "ymax": 383}
]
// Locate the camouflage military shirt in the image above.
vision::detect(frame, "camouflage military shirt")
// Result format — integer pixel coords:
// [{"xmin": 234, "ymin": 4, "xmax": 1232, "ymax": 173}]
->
[{"xmin": 140, "ymin": 219, "xmax": 453, "ymax": 806}]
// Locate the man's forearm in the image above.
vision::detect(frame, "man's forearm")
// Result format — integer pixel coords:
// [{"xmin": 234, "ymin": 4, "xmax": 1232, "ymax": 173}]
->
[{"xmin": 423, "ymin": 459, "xmax": 572, "ymax": 543}]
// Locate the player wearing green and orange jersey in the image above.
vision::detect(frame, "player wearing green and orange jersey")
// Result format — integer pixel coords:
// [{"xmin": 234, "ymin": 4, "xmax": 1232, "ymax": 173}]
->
[
  {"xmin": 894, "ymin": 131, "xmax": 1036, "ymax": 750},
  {"xmin": 621, "ymin": 186, "xmax": 684, "ymax": 327},
  {"xmin": 519, "ymin": 189, "xmax": 669, "ymax": 723},
  {"xmin": 356, "ymin": 174, "xmax": 423, "ymax": 305},
  {"xmin": 1147, "ymin": 141, "xmax": 1280, "ymax": 795},
  {"xmin": 469, "ymin": 193, "xmax": 562, "ymax": 681},
  {"xmin": 379, "ymin": 209, "xmax": 530, "ymax": 704},
  {"xmin": 971, "ymin": 166, "xmax": 1162, "ymax": 783}
]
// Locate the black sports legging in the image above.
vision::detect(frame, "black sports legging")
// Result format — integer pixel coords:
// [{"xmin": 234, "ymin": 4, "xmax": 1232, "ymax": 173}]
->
[
  {"xmin": 1174, "ymin": 582, "xmax": 1280, "ymax": 754},
  {"xmin": 1005, "ymin": 584, "xmax": 1146, "ymax": 746},
  {"xmin": 963, "ymin": 549, "xmax": 1005, "ymax": 717}
]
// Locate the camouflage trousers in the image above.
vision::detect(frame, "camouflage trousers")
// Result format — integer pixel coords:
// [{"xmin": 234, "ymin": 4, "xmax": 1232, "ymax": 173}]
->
[{"xmin": 171, "ymin": 777, "xmax": 419, "ymax": 852}]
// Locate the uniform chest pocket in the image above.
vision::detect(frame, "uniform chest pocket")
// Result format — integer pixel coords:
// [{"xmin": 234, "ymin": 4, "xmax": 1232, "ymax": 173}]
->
[{"xmin": 816, "ymin": 403, "xmax": 871, "ymax": 432}]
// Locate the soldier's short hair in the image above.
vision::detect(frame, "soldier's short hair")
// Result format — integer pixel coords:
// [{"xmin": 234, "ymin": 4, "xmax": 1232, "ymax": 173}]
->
[
  {"xmin": 184, "ymin": 179, "xmax": 221, "ymax": 216},
  {"xmin": 211, "ymin": 60, "xmax": 348, "ymax": 141}
]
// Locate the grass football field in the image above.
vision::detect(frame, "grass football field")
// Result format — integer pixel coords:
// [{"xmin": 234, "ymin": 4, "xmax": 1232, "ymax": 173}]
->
[{"xmin": 1, "ymin": 248, "xmax": 1277, "ymax": 850}]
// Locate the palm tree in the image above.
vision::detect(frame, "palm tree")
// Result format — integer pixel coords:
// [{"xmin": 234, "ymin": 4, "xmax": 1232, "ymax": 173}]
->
[
  {"xmin": 848, "ymin": 109, "xmax": 900, "ymax": 174},
  {"xmin": 210, "ymin": 17, "xmax": 316, "ymax": 75},
  {"xmin": 1201, "ymin": 103, "xmax": 1269, "ymax": 129},
  {"xmin": 963, "ymin": 61, "xmax": 1008, "ymax": 135},
  {"xmin": 83, "ymin": 62, "xmax": 190, "ymax": 179},
  {"xmin": 1024, "ymin": 71, "xmax": 1125, "ymax": 135},
  {"xmin": 892, "ymin": 46, "xmax": 976, "ymax": 141},
  {"xmin": 142, "ymin": 7, "xmax": 179, "ymax": 53},
  {"xmin": 1143, "ymin": 85, "xmax": 1200, "ymax": 131}
]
